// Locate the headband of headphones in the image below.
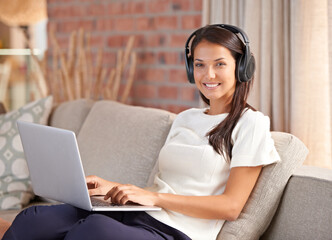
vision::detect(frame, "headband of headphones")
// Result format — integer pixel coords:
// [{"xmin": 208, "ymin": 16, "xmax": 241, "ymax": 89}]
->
[{"xmin": 184, "ymin": 24, "xmax": 255, "ymax": 84}]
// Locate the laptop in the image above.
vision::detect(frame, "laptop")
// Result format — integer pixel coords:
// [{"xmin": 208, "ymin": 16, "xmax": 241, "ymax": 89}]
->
[{"xmin": 17, "ymin": 121, "xmax": 161, "ymax": 212}]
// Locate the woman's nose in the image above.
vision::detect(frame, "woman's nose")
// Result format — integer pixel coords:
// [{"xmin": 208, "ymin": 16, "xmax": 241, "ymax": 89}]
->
[{"xmin": 208, "ymin": 66, "xmax": 216, "ymax": 79}]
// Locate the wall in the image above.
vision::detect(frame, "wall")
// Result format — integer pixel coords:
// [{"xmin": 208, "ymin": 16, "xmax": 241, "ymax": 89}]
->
[{"xmin": 47, "ymin": 0, "xmax": 202, "ymax": 113}]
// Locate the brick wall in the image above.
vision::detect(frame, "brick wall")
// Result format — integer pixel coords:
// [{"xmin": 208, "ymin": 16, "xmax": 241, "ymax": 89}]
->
[{"xmin": 47, "ymin": 0, "xmax": 202, "ymax": 113}]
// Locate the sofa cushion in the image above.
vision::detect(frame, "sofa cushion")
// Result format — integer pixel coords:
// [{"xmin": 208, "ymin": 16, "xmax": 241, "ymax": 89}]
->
[
  {"xmin": 217, "ymin": 132, "xmax": 309, "ymax": 240},
  {"xmin": 49, "ymin": 99, "xmax": 94, "ymax": 135},
  {"xmin": 260, "ymin": 166, "xmax": 332, "ymax": 240},
  {"xmin": 77, "ymin": 100, "xmax": 175, "ymax": 188},
  {"xmin": 0, "ymin": 96, "xmax": 53, "ymax": 210}
]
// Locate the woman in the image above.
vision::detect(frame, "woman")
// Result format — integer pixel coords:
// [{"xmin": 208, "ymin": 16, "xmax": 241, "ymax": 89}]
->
[{"xmin": 3, "ymin": 24, "xmax": 280, "ymax": 240}]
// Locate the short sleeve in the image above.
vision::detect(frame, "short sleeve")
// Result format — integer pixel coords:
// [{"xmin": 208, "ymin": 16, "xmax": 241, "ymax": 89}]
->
[{"xmin": 230, "ymin": 111, "xmax": 280, "ymax": 168}]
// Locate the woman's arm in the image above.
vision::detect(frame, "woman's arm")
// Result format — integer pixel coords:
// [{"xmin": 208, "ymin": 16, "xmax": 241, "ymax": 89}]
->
[{"xmin": 105, "ymin": 165, "xmax": 262, "ymax": 221}]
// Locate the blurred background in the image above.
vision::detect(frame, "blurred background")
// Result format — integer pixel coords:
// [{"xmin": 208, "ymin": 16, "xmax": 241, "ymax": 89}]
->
[{"xmin": 0, "ymin": 0, "xmax": 331, "ymax": 168}]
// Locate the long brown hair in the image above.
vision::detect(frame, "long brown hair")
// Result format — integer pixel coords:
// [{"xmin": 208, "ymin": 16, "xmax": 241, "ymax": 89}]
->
[{"xmin": 190, "ymin": 25, "xmax": 255, "ymax": 161}]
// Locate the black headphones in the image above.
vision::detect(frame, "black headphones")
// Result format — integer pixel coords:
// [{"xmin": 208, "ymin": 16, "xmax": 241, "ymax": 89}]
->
[{"xmin": 185, "ymin": 24, "xmax": 255, "ymax": 84}]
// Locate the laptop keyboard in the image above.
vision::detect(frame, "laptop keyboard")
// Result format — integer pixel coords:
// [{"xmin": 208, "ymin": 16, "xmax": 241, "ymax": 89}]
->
[{"xmin": 90, "ymin": 197, "xmax": 119, "ymax": 207}]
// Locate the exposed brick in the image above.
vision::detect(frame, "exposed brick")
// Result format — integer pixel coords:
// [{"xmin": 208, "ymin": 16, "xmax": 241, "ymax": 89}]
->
[
  {"xmin": 87, "ymin": 3, "xmax": 107, "ymax": 16},
  {"xmin": 96, "ymin": 19, "xmax": 114, "ymax": 31},
  {"xmin": 88, "ymin": 35, "xmax": 104, "ymax": 48},
  {"xmin": 101, "ymin": 51, "xmax": 117, "ymax": 66},
  {"xmin": 47, "ymin": 21, "xmax": 58, "ymax": 34},
  {"xmin": 179, "ymin": 51, "xmax": 186, "ymax": 64},
  {"xmin": 114, "ymin": 18, "xmax": 135, "ymax": 32},
  {"xmin": 58, "ymin": 20, "xmax": 95, "ymax": 33},
  {"xmin": 49, "ymin": 5, "xmax": 88, "ymax": 18},
  {"xmin": 181, "ymin": 14, "xmax": 202, "ymax": 29},
  {"xmin": 146, "ymin": 34, "xmax": 168, "ymax": 47},
  {"xmin": 136, "ymin": 17, "xmax": 156, "ymax": 31},
  {"xmin": 133, "ymin": 84, "xmax": 157, "ymax": 99},
  {"xmin": 116, "ymin": 84, "xmax": 130, "ymax": 100},
  {"xmin": 47, "ymin": 0, "xmax": 59, "ymax": 4},
  {"xmin": 193, "ymin": 0, "xmax": 203, "ymax": 11},
  {"xmin": 158, "ymin": 86, "xmax": 178, "ymax": 99},
  {"xmin": 137, "ymin": 52, "xmax": 156, "ymax": 65},
  {"xmin": 48, "ymin": 6, "xmax": 69, "ymax": 18},
  {"xmin": 172, "ymin": 0, "xmax": 191, "ymax": 11},
  {"xmin": 69, "ymin": 5, "xmax": 88, "ymax": 17},
  {"xmin": 136, "ymin": 68, "xmax": 166, "ymax": 82},
  {"xmin": 132, "ymin": 101, "xmax": 162, "ymax": 110},
  {"xmin": 169, "ymin": 69, "xmax": 188, "ymax": 83},
  {"xmin": 106, "ymin": 2, "xmax": 126, "ymax": 15},
  {"xmin": 147, "ymin": 0, "xmax": 171, "ymax": 13},
  {"xmin": 163, "ymin": 104, "xmax": 190, "ymax": 114},
  {"xmin": 133, "ymin": 34, "xmax": 147, "ymax": 48},
  {"xmin": 157, "ymin": 51, "xmax": 179, "ymax": 65},
  {"xmin": 54, "ymin": 36, "xmax": 69, "ymax": 50},
  {"xmin": 107, "ymin": 35, "xmax": 128, "ymax": 48},
  {"xmin": 47, "ymin": 0, "xmax": 202, "ymax": 112},
  {"xmin": 155, "ymin": 16, "xmax": 178, "ymax": 30},
  {"xmin": 170, "ymin": 33, "xmax": 190, "ymax": 47},
  {"xmin": 128, "ymin": 1, "xmax": 146, "ymax": 14},
  {"xmin": 181, "ymin": 86, "xmax": 198, "ymax": 101}
]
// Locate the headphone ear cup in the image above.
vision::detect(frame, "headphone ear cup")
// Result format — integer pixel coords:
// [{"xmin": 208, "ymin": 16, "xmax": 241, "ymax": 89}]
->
[
  {"xmin": 186, "ymin": 56, "xmax": 195, "ymax": 84},
  {"xmin": 245, "ymin": 55, "xmax": 255, "ymax": 81},
  {"xmin": 237, "ymin": 52, "xmax": 255, "ymax": 83}
]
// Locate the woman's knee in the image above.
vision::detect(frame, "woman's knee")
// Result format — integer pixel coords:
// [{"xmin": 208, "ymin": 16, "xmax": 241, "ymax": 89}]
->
[
  {"xmin": 3, "ymin": 205, "xmax": 52, "ymax": 239},
  {"xmin": 65, "ymin": 214, "xmax": 109, "ymax": 238},
  {"xmin": 65, "ymin": 214, "xmax": 159, "ymax": 240},
  {"xmin": 3, "ymin": 204, "xmax": 85, "ymax": 240},
  {"xmin": 16, "ymin": 204, "xmax": 77, "ymax": 223},
  {"xmin": 65, "ymin": 214, "xmax": 127, "ymax": 240}
]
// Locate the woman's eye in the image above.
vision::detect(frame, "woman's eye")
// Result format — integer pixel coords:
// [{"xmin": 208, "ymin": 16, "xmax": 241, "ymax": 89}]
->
[
  {"xmin": 216, "ymin": 62, "xmax": 226, "ymax": 67},
  {"xmin": 195, "ymin": 63, "xmax": 203, "ymax": 67}
]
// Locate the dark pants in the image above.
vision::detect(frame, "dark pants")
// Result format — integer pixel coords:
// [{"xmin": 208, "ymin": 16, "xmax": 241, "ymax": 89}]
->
[{"xmin": 3, "ymin": 204, "xmax": 191, "ymax": 240}]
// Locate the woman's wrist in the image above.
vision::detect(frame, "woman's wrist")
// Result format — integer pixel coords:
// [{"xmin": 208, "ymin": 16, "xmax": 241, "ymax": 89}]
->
[{"xmin": 153, "ymin": 192, "xmax": 164, "ymax": 207}]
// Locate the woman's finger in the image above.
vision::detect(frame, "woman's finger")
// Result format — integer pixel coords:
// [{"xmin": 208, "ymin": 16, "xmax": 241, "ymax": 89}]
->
[
  {"xmin": 104, "ymin": 185, "xmax": 132, "ymax": 203},
  {"xmin": 88, "ymin": 188, "xmax": 101, "ymax": 196}
]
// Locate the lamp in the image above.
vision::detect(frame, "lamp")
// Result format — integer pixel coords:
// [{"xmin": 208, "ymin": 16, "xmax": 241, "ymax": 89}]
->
[
  {"xmin": 0, "ymin": 0, "xmax": 47, "ymax": 26},
  {"xmin": 0, "ymin": 0, "xmax": 47, "ymax": 104}
]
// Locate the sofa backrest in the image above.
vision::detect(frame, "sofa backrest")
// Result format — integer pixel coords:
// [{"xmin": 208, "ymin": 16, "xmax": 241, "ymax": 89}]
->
[
  {"xmin": 49, "ymin": 99, "xmax": 95, "ymax": 135},
  {"xmin": 52, "ymin": 100, "xmax": 176, "ymax": 188}
]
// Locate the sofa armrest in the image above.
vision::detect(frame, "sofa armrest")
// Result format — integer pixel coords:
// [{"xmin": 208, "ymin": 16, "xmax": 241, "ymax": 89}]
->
[{"xmin": 261, "ymin": 165, "xmax": 332, "ymax": 240}]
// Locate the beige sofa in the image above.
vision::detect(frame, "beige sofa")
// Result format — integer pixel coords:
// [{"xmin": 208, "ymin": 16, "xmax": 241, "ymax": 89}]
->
[{"xmin": 1, "ymin": 99, "xmax": 331, "ymax": 240}]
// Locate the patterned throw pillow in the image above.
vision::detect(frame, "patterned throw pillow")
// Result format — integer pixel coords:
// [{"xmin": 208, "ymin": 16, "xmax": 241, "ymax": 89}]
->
[{"xmin": 0, "ymin": 96, "xmax": 53, "ymax": 210}]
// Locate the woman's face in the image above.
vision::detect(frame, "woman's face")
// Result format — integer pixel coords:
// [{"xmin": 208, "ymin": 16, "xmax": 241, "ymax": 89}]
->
[{"xmin": 193, "ymin": 40, "xmax": 237, "ymax": 110}]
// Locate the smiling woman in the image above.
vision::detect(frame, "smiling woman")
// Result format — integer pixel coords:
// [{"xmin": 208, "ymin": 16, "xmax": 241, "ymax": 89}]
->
[
  {"xmin": 185, "ymin": 24, "xmax": 255, "ymax": 159},
  {"xmin": 3, "ymin": 25, "xmax": 279, "ymax": 240}
]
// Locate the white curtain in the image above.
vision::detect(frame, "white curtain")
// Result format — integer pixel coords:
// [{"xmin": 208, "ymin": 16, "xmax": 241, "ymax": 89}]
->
[{"xmin": 202, "ymin": 0, "xmax": 332, "ymax": 168}]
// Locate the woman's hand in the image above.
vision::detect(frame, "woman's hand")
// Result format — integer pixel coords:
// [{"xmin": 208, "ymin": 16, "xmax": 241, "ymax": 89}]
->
[
  {"xmin": 86, "ymin": 175, "xmax": 118, "ymax": 196},
  {"xmin": 104, "ymin": 184, "xmax": 158, "ymax": 206}
]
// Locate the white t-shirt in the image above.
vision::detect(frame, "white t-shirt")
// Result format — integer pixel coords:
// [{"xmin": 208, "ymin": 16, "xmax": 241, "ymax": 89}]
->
[{"xmin": 147, "ymin": 108, "xmax": 280, "ymax": 240}]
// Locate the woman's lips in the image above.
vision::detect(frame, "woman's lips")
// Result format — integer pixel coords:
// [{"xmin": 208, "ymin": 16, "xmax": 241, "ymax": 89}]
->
[{"xmin": 203, "ymin": 83, "xmax": 221, "ymax": 89}]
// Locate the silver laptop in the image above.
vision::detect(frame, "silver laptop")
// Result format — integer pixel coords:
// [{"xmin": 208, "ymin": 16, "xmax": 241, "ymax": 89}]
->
[{"xmin": 17, "ymin": 121, "xmax": 161, "ymax": 212}]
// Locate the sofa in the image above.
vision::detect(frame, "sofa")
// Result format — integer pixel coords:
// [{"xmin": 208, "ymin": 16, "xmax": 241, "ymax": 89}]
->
[{"xmin": 0, "ymin": 98, "xmax": 331, "ymax": 240}]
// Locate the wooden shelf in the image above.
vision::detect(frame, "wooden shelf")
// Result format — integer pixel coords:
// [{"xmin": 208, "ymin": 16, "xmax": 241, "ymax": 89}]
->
[{"xmin": 0, "ymin": 48, "xmax": 42, "ymax": 55}]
